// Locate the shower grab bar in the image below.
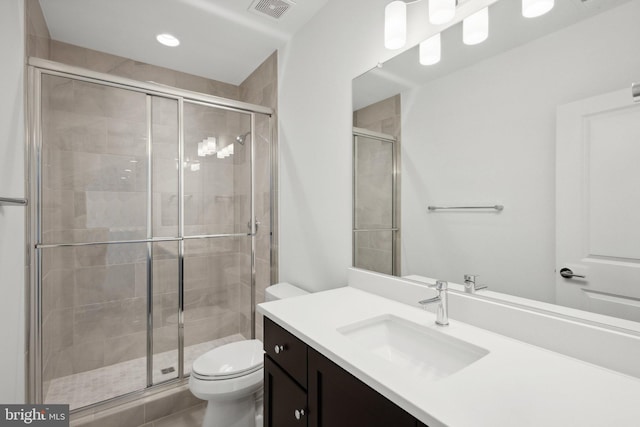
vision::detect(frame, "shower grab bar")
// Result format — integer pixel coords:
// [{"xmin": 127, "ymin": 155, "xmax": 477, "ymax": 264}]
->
[
  {"xmin": 0, "ymin": 197, "xmax": 28, "ymax": 206},
  {"xmin": 428, "ymin": 205, "xmax": 504, "ymax": 211},
  {"xmin": 633, "ymin": 82, "xmax": 640, "ymax": 102}
]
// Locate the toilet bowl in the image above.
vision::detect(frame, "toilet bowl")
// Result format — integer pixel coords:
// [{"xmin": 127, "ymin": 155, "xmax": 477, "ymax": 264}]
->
[
  {"xmin": 189, "ymin": 283, "xmax": 308, "ymax": 427},
  {"xmin": 189, "ymin": 339, "xmax": 264, "ymax": 427}
]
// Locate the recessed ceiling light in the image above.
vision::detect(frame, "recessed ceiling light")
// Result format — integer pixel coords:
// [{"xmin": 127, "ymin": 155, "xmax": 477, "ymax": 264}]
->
[{"xmin": 156, "ymin": 33, "xmax": 180, "ymax": 47}]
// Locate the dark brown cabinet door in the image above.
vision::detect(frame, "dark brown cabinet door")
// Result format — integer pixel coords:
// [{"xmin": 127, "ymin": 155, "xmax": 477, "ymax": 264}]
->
[
  {"xmin": 307, "ymin": 348, "xmax": 417, "ymax": 427},
  {"xmin": 264, "ymin": 356, "xmax": 308, "ymax": 427},
  {"xmin": 264, "ymin": 317, "xmax": 308, "ymax": 388}
]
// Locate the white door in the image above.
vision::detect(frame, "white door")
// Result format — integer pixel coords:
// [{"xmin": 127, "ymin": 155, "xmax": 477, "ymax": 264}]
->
[{"xmin": 556, "ymin": 88, "xmax": 640, "ymax": 322}]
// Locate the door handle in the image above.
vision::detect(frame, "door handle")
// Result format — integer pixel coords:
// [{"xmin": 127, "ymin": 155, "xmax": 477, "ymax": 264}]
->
[
  {"xmin": 0, "ymin": 197, "xmax": 27, "ymax": 206},
  {"xmin": 559, "ymin": 268, "xmax": 586, "ymax": 279},
  {"xmin": 247, "ymin": 220, "xmax": 260, "ymax": 235}
]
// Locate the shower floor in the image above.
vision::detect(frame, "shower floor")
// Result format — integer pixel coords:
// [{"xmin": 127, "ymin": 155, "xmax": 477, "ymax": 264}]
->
[{"xmin": 45, "ymin": 334, "xmax": 245, "ymax": 410}]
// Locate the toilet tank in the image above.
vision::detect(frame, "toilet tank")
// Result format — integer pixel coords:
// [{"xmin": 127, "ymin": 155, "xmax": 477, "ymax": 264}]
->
[{"xmin": 265, "ymin": 282, "xmax": 309, "ymax": 301}]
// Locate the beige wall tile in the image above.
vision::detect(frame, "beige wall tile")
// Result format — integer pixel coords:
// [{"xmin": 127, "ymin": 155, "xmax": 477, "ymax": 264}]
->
[
  {"xmin": 74, "ymin": 264, "xmax": 136, "ymax": 305},
  {"xmin": 74, "ymin": 403, "xmax": 145, "ymax": 427},
  {"xmin": 29, "ymin": 35, "xmax": 50, "ymax": 59},
  {"xmin": 103, "ymin": 332, "xmax": 146, "ymax": 366},
  {"xmin": 175, "ymin": 73, "xmax": 212, "ymax": 95},
  {"xmin": 153, "ymin": 325, "xmax": 179, "ymax": 354},
  {"xmin": 50, "ymin": 40, "xmax": 89, "ymax": 69},
  {"xmin": 48, "ymin": 41, "xmax": 240, "ymax": 100},
  {"xmin": 183, "ymin": 311, "xmax": 238, "ymax": 347},
  {"xmin": 26, "ymin": 0, "xmax": 51, "ymax": 58},
  {"xmin": 354, "ymin": 95, "xmax": 400, "ymax": 134},
  {"xmin": 144, "ymin": 388, "xmax": 201, "ymax": 423},
  {"xmin": 85, "ymin": 49, "xmax": 129, "ymax": 75},
  {"xmin": 151, "ymin": 403, "xmax": 205, "ymax": 427}
]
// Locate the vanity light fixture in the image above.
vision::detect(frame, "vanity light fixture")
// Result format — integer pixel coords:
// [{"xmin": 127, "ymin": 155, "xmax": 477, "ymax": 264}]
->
[
  {"xmin": 198, "ymin": 137, "xmax": 217, "ymax": 157},
  {"xmin": 216, "ymin": 144, "xmax": 234, "ymax": 159},
  {"xmin": 156, "ymin": 33, "xmax": 180, "ymax": 47},
  {"xmin": 419, "ymin": 33, "xmax": 441, "ymax": 65},
  {"xmin": 384, "ymin": 0, "xmax": 491, "ymax": 64},
  {"xmin": 429, "ymin": 0, "xmax": 456, "ymax": 25},
  {"xmin": 463, "ymin": 7, "xmax": 488, "ymax": 45},
  {"xmin": 385, "ymin": 1, "xmax": 407, "ymax": 50},
  {"xmin": 522, "ymin": 0, "xmax": 554, "ymax": 18}
]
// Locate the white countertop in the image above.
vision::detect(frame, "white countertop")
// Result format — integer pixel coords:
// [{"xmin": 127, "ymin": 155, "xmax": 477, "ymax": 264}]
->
[{"xmin": 257, "ymin": 286, "xmax": 640, "ymax": 427}]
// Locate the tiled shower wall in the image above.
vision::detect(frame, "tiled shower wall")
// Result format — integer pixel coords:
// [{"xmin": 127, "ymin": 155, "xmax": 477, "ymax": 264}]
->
[
  {"xmin": 353, "ymin": 95, "xmax": 401, "ymax": 137},
  {"xmin": 353, "ymin": 95, "xmax": 401, "ymax": 275},
  {"xmin": 27, "ymin": 0, "xmax": 277, "ymax": 403},
  {"xmin": 26, "ymin": 0, "xmax": 50, "ymax": 59}
]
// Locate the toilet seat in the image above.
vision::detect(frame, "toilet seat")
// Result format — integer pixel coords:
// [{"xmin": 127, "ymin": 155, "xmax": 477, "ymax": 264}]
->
[{"xmin": 192, "ymin": 339, "xmax": 264, "ymax": 380}]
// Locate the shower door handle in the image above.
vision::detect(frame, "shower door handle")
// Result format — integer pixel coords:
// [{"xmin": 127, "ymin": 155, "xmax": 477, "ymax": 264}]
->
[
  {"xmin": 0, "ymin": 197, "xmax": 28, "ymax": 206},
  {"xmin": 247, "ymin": 220, "xmax": 261, "ymax": 235}
]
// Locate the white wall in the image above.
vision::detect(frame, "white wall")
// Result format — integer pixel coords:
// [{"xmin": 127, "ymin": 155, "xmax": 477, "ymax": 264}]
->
[
  {"xmin": 0, "ymin": 0, "xmax": 26, "ymax": 404},
  {"xmin": 278, "ymin": 0, "xmax": 495, "ymax": 292},
  {"xmin": 401, "ymin": 1, "xmax": 640, "ymax": 302}
]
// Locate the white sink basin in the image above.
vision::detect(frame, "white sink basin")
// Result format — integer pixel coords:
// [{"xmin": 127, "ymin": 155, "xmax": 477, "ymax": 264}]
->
[{"xmin": 338, "ymin": 314, "xmax": 489, "ymax": 381}]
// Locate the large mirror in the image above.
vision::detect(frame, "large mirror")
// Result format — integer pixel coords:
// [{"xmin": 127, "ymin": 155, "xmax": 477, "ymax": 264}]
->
[{"xmin": 353, "ymin": 0, "xmax": 640, "ymax": 328}]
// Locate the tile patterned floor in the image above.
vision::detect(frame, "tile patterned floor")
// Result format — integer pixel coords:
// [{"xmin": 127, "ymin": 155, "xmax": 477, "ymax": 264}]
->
[
  {"xmin": 46, "ymin": 334, "xmax": 245, "ymax": 410},
  {"xmin": 148, "ymin": 401, "xmax": 263, "ymax": 427}
]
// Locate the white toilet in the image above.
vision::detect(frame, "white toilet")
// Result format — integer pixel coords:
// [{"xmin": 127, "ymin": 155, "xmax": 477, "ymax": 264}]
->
[{"xmin": 189, "ymin": 283, "xmax": 308, "ymax": 427}]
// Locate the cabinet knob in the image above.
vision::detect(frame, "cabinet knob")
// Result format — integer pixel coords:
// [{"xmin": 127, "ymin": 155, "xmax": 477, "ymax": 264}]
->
[
  {"xmin": 294, "ymin": 409, "xmax": 305, "ymax": 420},
  {"xmin": 274, "ymin": 344, "xmax": 284, "ymax": 354}
]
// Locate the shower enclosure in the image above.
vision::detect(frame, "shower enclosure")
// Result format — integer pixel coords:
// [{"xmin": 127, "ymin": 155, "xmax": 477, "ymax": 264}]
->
[
  {"xmin": 352, "ymin": 128, "xmax": 399, "ymax": 275},
  {"xmin": 27, "ymin": 59, "xmax": 274, "ymax": 411}
]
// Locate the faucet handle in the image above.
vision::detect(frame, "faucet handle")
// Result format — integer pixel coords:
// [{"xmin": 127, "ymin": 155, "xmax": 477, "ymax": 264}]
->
[
  {"xmin": 464, "ymin": 274, "xmax": 488, "ymax": 293},
  {"xmin": 428, "ymin": 280, "xmax": 448, "ymax": 291},
  {"xmin": 464, "ymin": 274, "xmax": 478, "ymax": 283}
]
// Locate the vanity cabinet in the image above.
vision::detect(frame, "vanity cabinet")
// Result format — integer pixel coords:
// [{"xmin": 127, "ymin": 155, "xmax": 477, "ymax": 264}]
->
[
  {"xmin": 307, "ymin": 347, "xmax": 416, "ymax": 427},
  {"xmin": 264, "ymin": 318, "xmax": 427, "ymax": 427},
  {"xmin": 264, "ymin": 357, "xmax": 308, "ymax": 427},
  {"xmin": 264, "ymin": 318, "xmax": 309, "ymax": 427}
]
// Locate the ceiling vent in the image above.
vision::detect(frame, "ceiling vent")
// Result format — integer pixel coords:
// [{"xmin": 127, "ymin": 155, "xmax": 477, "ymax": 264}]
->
[{"xmin": 249, "ymin": 0, "xmax": 295, "ymax": 20}]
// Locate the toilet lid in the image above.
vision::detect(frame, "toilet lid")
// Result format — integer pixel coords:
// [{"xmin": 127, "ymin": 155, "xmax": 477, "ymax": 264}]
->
[{"xmin": 192, "ymin": 340, "xmax": 264, "ymax": 379}]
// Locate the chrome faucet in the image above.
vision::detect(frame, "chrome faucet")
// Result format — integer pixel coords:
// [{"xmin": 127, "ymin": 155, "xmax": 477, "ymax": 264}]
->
[
  {"xmin": 463, "ymin": 274, "xmax": 488, "ymax": 294},
  {"xmin": 418, "ymin": 280, "xmax": 449, "ymax": 326}
]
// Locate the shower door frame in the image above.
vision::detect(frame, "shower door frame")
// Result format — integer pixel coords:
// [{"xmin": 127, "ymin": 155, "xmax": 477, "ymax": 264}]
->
[
  {"xmin": 352, "ymin": 127, "xmax": 400, "ymax": 276},
  {"xmin": 26, "ymin": 57, "xmax": 276, "ymax": 414}
]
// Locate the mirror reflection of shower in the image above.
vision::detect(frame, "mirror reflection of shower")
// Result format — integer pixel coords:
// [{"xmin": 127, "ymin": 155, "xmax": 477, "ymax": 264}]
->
[{"xmin": 197, "ymin": 133, "xmax": 249, "ymax": 159}]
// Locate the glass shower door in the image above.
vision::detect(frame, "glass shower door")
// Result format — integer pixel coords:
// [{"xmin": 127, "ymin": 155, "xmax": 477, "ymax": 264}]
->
[
  {"xmin": 353, "ymin": 129, "xmax": 398, "ymax": 275},
  {"xmin": 34, "ymin": 65, "xmax": 270, "ymax": 412},
  {"xmin": 39, "ymin": 74, "xmax": 156, "ymax": 408},
  {"xmin": 149, "ymin": 96, "xmax": 180, "ymax": 385},
  {"xmin": 182, "ymin": 101, "xmax": 253, "ymax": 374}
]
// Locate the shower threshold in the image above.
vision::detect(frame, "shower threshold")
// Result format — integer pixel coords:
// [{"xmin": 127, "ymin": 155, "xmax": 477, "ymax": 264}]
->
[{"xmin": 44, "ymin": 334, "xmax": 245, "ymax": 411}]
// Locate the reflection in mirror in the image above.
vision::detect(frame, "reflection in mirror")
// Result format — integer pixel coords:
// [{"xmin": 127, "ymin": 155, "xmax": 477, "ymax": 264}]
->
[
  {"xmin": 353, "ymin": 0, "xmax": 640, "ymax": 327},
  {"xmin": 352, "ymin": 127, "xmax": 399, "ymax": 275}
]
